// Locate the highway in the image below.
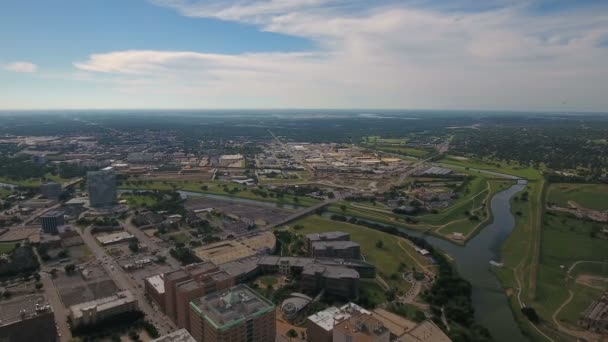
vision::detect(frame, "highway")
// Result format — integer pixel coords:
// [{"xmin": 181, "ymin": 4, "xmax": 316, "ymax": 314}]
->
[
  {"xmin": 267, "ymin": 195, "xmax": 341, "ymax": 229},
  {"xmin": 76, "ymin": 225, "xmax": 177, "ymax": 335}
]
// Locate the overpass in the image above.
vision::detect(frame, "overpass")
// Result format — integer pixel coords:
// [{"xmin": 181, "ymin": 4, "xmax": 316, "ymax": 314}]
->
[{"xmin": 268, "ymin": 197, "xmax": 340, "ymax": 229}]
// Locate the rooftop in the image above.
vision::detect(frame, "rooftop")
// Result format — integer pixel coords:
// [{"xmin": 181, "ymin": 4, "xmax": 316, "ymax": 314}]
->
[
  {"xmin": 312, "ymin": 241, "xmax": 360, "ymax": 251},
  {"xmin": 302, "ymin": 264, "xmax": 359, "ymax": 280},
  {"xmin": 0, "ymin": 294, "xmax": 52, "ymax": 327},
  {"xmin": 190, "ymin": 284, "xmax": 275, "ymax": 331},
  {"xmin": 69, "ymin": 291, "xmax": 135, "ymax": 320},
  {"xmin": 146, "ymin": 274, "xmax": 165, "ymax": 294},
  {"xmin": 193, "ymin": 231, "xmax": 275, "ymax": 265},
  {"xmin": 41, "ymin": 210, "xmax": 65, "ymax": 218},
  {"xmin": 150, "ymin": 329, "xmax": 196, "ymax": 342},
  {"xmin": 334, "ymin": 313, "xmax": 389, "ymax": 338},
  {"xmin": 307, "ymin": 302, "xmax": 369, "ymax": 331},
  {"xmin": 95, "ymin": 231, "xmax": 134, "ymax": 245},
  {"xmin": 306, "ymin": 231, "xmax": 350, "ymax": 242}
]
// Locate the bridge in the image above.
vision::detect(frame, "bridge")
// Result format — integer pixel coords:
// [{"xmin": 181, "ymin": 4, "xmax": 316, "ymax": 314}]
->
[{"xmin": 268, "ymin": 197, "xmax": 340, "ymax": 229}]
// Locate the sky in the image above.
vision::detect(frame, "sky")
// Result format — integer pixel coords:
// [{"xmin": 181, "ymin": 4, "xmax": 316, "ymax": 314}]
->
[{"xmin": 1, "ymin": 0, "xmax": 608, "ymax": 111}]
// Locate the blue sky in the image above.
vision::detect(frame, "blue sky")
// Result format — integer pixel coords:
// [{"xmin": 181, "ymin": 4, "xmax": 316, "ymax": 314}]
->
[{"xmin": 1, "ymin": 0, "xmax": 608, "ymax": 111}]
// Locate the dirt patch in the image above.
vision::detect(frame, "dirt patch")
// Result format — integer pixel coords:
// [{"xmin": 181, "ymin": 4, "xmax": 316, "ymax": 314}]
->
[{"xmin": 576, "ymin": 274, "xmax": 608, "ymax": 291}]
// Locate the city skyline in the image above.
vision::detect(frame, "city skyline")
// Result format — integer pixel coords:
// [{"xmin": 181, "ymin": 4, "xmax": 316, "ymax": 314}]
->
[{"xmin": 1, "ymin": 0, "xmax": 608, "ymax": 111}]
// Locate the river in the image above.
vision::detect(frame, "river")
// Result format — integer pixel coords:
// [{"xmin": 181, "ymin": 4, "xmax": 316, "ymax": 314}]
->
[{"xmin": 124, "ymin": 174, "xmax": 528, "ymax": 340}]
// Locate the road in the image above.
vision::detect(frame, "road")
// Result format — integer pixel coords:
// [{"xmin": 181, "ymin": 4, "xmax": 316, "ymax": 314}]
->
[
  {"xmin": 40, "ymin": 271, "xmax": 72, "ymax": 342},
  {"xmin": 76, "ymin": 225, "xmax": 177, "ymax": 335},
  {"xmin": 267, "ymin": 195, "xmax": 341, "ymax": 229},
  {"xmin": 120, "ymin": 216, "xmax": 181, "ymax": 269}
]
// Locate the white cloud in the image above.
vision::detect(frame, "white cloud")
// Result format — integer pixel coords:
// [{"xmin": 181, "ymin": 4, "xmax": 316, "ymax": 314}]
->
[
  {"xmin": 3, "ymin": 61, "xmax": 38, "ymax": 73},
  {"xmin": 71, "ymin": 1, "xmax": 608, "ymax": 110}
]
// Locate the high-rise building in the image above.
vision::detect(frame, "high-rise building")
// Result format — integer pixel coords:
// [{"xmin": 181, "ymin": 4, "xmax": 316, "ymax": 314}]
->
[
  {"xmin": 189, "ymin": 284, "xmax": 276, "ymax": 342},
  {"xmin": 40, "ymin": 210, "xmax": 65, "ymax": 235},
  {"xmin": 87, "ymin": 168, "xmax": 117, "ymax": 208},
  {"xmin": 40, "ymin": 182, "xmax": 62, "ymax": 200}
]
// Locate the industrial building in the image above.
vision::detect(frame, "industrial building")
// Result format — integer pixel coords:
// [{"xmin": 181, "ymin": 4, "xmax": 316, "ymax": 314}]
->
[
  {"xmin": 0, "ymin": 294, "xmax": 56, "ymax": 342},
  {"xmin": 87, "ymin": 168, "xmax": 117, "ymax": 208},
  {"xmin": 68, "ymin": 290, "xmax": 137, "ymax": 327},
  {"xmin": 311, "ymin": 240, "xmax": 361, "ymax": 260},
  {"xmin": 40, "ymin": 210, "xmax": 65, "ymax": 235},
  {"xmin": 40, "ymin": 182, "xmax": 62, "ymax": 199},
  {"xmin": 189, "ymin": 284, "xmax": 276, "ymax": 342}
]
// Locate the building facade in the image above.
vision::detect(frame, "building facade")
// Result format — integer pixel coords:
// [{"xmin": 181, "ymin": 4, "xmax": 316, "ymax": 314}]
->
[
  {"xmin": 311, "ymin": 241, "xmax": 361, "ymax": 260},
  {"xmin": 87, "ymin": 168, "xmax": 117, "ymax": 208},
  {"xmin": 189, "ymin": 284, "xmax": 276, "ymax": 342},
  {"xmin": 68, "ymin": 291, "xmax": 137, "ymax": 327},
  {"xmin": 40, "ymin": 182, "xmax": 62, "ymax": 200},
  {"xmin": 41, "ymin": 210, "xmax": 65, "ymax": 235}
]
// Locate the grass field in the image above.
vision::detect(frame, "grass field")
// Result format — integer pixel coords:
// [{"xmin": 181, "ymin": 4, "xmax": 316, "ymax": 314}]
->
[
  {"xmin": 119, "ymin": 179, "xmax": 320, "ymax": 207},
  {"xmin": 548, "ymin": 183, "xmax": 608, "ymax": 211},
  {"xmin": 374, "ymin": 146, "xmax": 432, "ymax": 158},
  {"xmin": 120, "ymin": 193, "xmax": 159, "ymax": 208},
  {"xmin": 359, "ymin": 280, "xmax": 388, "ymax": 307},
  {"xmin": 439, "ymin": 155, "xmax": 543, "ymax": 180},
  {"xmin": 0, "ymin": 188, "xmax": 12, "ymax": 199},
  {"xmin": 0, "ymin": 243, "xmax": 17, "ymax": 254},
  {"xmin": 285, "ymin": 215, "xmax": 430, "ymax": 294},
  {"xmin": 496, "ymin": 178, "xmax": 608, "ymax": 340}
]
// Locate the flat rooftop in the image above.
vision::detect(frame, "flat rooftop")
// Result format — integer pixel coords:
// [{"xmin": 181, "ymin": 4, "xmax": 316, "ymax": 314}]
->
[
  {"xmin": 69, "ymin": 290, "xmax": 135, "ymax": 320},
  {"xmin": 146, "ymin": 274, "xmax": 165, "ymax": 294},
  {"xmin": 0, "ymin": 294, "xmax": 51, "ymax": 326},
  {"xmin": 193, "ymin": 231, "xmax": 275, "ymax": 265},
  {"xmin": 302, "ymin": 264, "xmax": 359, "ymax": 279},
  {"xmin": 150, "ymin": 329, "xmax": 196, "ymax": 342},
  {"xmin": 307, "ymin": 302, "xmax": 369, "ymax": 332},
  {"xmin": 312, "ymin": 241, "xmax": 360, "ymax": 250},
  {"xmin": 306, "ymin": 231, "xmax": 350, "ymax": 242},
  {"xmin": 190, "ymin": 284, "xmax": 275, "ymax": 331},
  {"xmin": 95, "ymin": 231, "xmax": 134, "ymax": 245}
]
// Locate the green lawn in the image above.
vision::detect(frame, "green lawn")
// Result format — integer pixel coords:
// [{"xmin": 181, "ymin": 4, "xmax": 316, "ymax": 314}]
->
[
  {"xmin": 120, "ymin": 193, "xmax": 159, "ymax": 208},
  {"xmin": 548, "ymin": 183, "xmax": 608, "ymax": 211},
  {"xmin": 359, "ymin": 280, "xmax": 388, "ymax": 307},
  {"xmin": 119, "ymin": 179, "xmax": 320, "ymax": 207},
  {"xmin": 375, "ymin": 146, "xmax": 432, "ymax": 158},
  {"xmin": 286, "ymin": 215, "xmax": 427, "ymax": 294},
  {"xmin": 259, "ymin": 275, "xmax": 279, "ymax": 287},
  {"xmin": 0, "ymin": 188, "xmax": 12, "ymax": 199},
  {"xmin": 0, "ymin": 176, "xmax": 41, "ymax": 188},
  {"xmin": 0, "ymin": 243, "xmax": 17, "ymax": 254},
  {"xmin": 439, "ymin": 155, "xmax": 543, "ymax": 180}
]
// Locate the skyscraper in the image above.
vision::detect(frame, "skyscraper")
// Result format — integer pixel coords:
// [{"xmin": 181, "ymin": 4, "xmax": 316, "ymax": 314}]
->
[{"xmin": 87, "ymin": 167, "xmax": 117, "ymax": 208}]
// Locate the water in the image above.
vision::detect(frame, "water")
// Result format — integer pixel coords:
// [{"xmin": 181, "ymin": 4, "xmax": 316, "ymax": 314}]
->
[
  {"xmin": 323, "ymin": 180, "xmax": 528, "ymax": 341},
  {"xmin": 125, "ymin": 177, "xmax": 528, "ymax": 340}
]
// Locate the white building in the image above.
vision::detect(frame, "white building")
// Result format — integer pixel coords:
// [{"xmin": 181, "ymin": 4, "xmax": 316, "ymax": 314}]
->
[{"xmin": 69, "ymin": 291, "xmax": 137, "ymax": 326}]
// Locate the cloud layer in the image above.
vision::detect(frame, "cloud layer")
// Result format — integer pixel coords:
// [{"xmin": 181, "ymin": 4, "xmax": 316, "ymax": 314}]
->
[
  {"xmin": 72, "ymin": 0, "xmax": 608, "ymax": 110},
  {"xmin": 3, "ymin": 61, "xmax": 38, "ymax": 73}
]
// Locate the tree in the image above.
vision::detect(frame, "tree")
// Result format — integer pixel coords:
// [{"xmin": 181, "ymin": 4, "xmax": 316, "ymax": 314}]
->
[
  {"xmin": 129, "ymin": 241, "xmax": 139, "ymax": 253},
  {"xmin": 35, "ymin": 282, "xmax": 43, "ymax": 290},
  {"xmin": 376, "ymin": 240, "xmax": 384, "ymax": 249},
  {"xmin": 340, "ymin": 204, "xmax": 347, "ymax": 213},
  {"xmin": 64, "ymin": 264, "xmax": 76, "ymax": 274},
  {"xmin": 286, "ymin": 329, "xmax": 298, "ymax": 338}
]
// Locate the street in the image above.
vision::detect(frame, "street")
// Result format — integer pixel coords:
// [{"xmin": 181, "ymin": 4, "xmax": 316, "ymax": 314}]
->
[{"xmin": 76, "ymin": 225, "xmax": 177, "ymax": 335}]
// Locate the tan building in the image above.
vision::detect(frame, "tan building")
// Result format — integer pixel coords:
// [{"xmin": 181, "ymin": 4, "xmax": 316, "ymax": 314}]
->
[
  {"xmin": 189, "ymin": 284, "xmax": 276, "ymax": 342},
  {"xmin": 193, "ymin": 231, "xmax": 275, "ymax": 265},
  {"xmin": 333, "ymin": 313, "xmax": 390, "ymax": 342},
  {"xmin": 371, "ymin": 309, "xmax": 451, "ymax": 342},
  {"xmin": 69, "ymin": 291, "xmax": 137, "ymax": 327}
]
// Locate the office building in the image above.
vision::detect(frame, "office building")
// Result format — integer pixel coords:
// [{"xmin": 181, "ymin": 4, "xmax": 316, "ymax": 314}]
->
[
  {"xmin": 311, "ymin": 241, "xmax": 361, "ymax": 259},
  {"xmin": 145, "ymin": 274, "xmax": 166, "ymax": 312},
  {"xmin": 40, "ymin": 182, "xmax": 62, "ymax": 200},
  {"xmin": 40, "ymin": 210, "xmax": 65, "ymax": 235},
  {"xmin": 87, "ymin": 168, "xmax": 117, "ymax": 208},
  {"xmin": 301, "ymin": 264, "xmax": 360, "ymax": 299},
  {"xmin": 305, "ymin": 231, "xmax": 350, "ymax": 251},
  {"xmin": 0, "ymin": 295, "xmax": 56, "ymax": 342},
  {"xmin": 68, "ymin": 290, "xmax": 137, "ymax": 327},
  {"xmin": 306, "ymin": 303, "xmax": 369, "ymax": 342},
  {"xmin": 189, "ymin": 284, "xmax": 276, "ymax": 342}
]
